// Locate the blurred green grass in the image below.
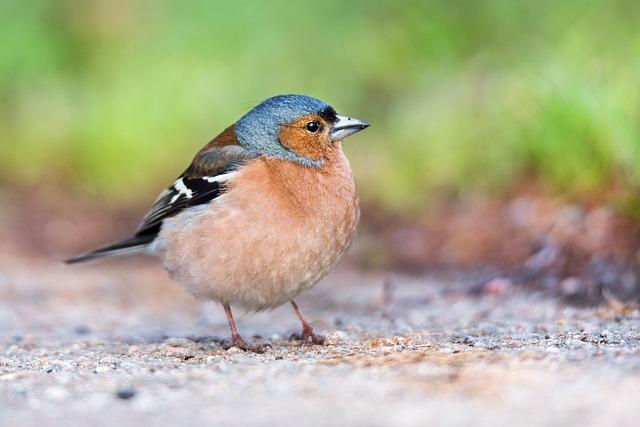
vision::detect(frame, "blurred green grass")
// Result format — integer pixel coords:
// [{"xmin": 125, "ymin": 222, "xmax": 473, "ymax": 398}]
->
[{"xmin": 2, "ymin": 0, "xmax": 640, "ymax": 212}]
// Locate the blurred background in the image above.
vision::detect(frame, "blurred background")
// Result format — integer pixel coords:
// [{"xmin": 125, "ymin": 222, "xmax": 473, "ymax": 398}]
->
[{"xmin": 2, "ymin": 0, "xmax": 640, "ymax": 300}]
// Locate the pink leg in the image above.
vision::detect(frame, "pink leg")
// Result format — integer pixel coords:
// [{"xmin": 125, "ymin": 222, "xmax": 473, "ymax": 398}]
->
[
  {"xmin": 291, "ymin": 300, "xmax": 325, "ymax": 345},
  {"xmin": 223, "ymin": 304, "xmax": 266, "ymax": 353}
]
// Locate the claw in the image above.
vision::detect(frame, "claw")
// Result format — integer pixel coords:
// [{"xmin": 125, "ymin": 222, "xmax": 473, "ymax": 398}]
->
[
  {"xmin": 304, "ymin": 331, "xmax": 325, "ymax": 345},
  {"xmin": 222, "ymin": 303, "xmax": 269, "ymax": 353},
  {"xmin": 224, "ymin": 334, "xmax": 269, "ymax": 353},
  {"xmin": 289, "ymin": 329, "xmax": 325, "ymax": 345},
  {"xmin": 290, "ymin": 300, "xmax": 325, "ymax": 345}
]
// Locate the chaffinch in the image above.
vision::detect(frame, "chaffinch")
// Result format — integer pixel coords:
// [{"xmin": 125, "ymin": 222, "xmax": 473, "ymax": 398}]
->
[{"xmin": 66, "ymin": 94, "xmax": 369, "ymax": 351}]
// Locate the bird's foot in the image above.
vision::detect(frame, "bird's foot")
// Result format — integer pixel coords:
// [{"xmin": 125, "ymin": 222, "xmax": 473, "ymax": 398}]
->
[
  {"xmin": 290, "ymin": 327, "xmax": 325, "ymax": 345},
  {"xmin": 224, "ymin": 334, "xmax": 270, "ymax": 354}
]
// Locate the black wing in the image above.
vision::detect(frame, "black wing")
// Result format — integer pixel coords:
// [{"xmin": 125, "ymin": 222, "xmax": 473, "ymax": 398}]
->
[
  {"xmin": 135, "ymin": 144, "xmax": 253, "ymax": 237},
  {"xmin": 65, "ymin": 144, "xmax": 254, "ymax": 264}
]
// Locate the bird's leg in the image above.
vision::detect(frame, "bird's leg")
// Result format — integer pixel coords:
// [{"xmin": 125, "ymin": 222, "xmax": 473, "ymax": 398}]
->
[
  {"xmin": 222, "ymin": 304, "xmax": 266, "ymax": 353},
  {"xmin": 290, "ymin": 300, "xmax": 325, "ymax": 345}
]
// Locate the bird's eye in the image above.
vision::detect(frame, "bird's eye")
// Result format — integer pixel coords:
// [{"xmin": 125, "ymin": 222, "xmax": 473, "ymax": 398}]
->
[{"xmin": 305, "ymin": 121, "xmax": 320, "ymax": 133}]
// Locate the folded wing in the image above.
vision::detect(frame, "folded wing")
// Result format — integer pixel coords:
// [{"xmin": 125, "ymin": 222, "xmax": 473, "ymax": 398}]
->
[{"xmin": 65, "ymin": 131, "xmax": 254, "ymax": 264}]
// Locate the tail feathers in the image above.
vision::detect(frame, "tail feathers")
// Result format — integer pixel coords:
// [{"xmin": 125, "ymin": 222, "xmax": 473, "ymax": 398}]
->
[{"xmin": 64, "ymin": 235, "xmax": 154, "ymax": 264}]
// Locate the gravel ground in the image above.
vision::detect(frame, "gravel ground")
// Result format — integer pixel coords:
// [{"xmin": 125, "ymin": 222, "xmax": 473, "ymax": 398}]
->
[{"xmin": 1, "ymin": 257, "xmax": 639, "ymax": 427}]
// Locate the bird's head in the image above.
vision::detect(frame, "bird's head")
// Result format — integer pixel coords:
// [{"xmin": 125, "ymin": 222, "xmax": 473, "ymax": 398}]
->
[{"xmin": 234, "ymin": 94, "xmax": 369, "ymax": 167}]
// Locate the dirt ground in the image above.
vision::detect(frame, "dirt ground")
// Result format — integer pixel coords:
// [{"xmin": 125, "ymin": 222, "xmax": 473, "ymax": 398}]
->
[{"xmin": 1, "ymin": 255, "xmax": 639, "ymax": 427}]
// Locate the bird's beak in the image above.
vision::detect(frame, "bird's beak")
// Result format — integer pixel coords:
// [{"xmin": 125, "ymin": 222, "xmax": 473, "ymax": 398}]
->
[{"xmin": 330, "ymin": 115, "xmax": 369, "ymax": 141}]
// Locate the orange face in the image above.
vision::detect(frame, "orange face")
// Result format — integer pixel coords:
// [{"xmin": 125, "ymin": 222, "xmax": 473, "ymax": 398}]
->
[{"xmin": 279, "ymin": 114, "xmax": 336, "ymax": 161}]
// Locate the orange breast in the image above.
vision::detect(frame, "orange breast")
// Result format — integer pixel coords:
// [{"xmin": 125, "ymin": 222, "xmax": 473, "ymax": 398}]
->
[{"xmin": 155, "ymin": 147, "xmax": 359, "ymax": 311}]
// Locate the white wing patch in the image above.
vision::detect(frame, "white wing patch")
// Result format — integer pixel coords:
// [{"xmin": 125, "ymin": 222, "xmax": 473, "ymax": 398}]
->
[
  {"xmin": 170, "ymin": 178, "xmax": 193, "ymax": 203},
  {"xmin": 202, "ymin": 171, "xmax": 238, "ymax": 183},
  {"xmin": 168, "ymin": 172, "xmax": 238, "ymax": 204}
]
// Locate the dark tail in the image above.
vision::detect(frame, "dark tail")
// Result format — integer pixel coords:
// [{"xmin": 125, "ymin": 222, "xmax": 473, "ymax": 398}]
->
[{"xmin": 64, "ymin": 235, "xmax": 155, "ymax": 264}]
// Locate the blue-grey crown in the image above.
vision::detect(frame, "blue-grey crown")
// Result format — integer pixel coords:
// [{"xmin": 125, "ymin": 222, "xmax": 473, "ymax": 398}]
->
[{"xmin": 234, "ymin": 94, "xmax": 333, "ymax": 167}]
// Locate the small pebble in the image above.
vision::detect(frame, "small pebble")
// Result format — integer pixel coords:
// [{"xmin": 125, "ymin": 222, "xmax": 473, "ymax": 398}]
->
[
  {"xmin": 116, "ymin": 386, "xmax": 136, "ymax": 400},
  {"xmin": 74, "ymin": 325, "xmax": 91, "ymax": 335},
  {"xmin": 566, "ymin": 339, "xmax": 587, "ymax": 348},
  {"xmin": 43, "ymin": 364, "xmax": 62, "ymax": 374},
  {"xmin": 94, "ymin": 365, "xmax": 112, "ymax": 374},
  {"xmin": 463, "ymin": 336, "xmax": 477, "ymax": 345},
  {"xmin": 226, "ymin": 346, "xmax": 243, "ymax": 354},
  {"xmin": 156, "ymin": 345, "xmax": 196, "ymax": 360},
  {"xmin": 325, "ymin": 330, "xmax": 348, "ymax": 345}
]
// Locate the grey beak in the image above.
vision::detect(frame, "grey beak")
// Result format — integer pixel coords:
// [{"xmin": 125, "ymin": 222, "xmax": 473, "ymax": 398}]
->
[{"xmin": 330, "ymin": 114, "xmax": 369, "ymax": 141}]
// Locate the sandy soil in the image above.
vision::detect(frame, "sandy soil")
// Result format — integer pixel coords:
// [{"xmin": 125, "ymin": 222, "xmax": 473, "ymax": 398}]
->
[{"xmin": 1, "ymin": 256, "xmax": 639, "ymax": 427}]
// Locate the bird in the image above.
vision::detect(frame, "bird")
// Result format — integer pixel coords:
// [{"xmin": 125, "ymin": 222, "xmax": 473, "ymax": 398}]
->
[{"xmin": 66, "ymin": 94, "xmax": 369, "ymax": 352}]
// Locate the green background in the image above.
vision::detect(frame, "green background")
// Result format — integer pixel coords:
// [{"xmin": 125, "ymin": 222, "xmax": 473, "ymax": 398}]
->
[{"xmin": 2, "ymin": 0, "xmax": 639, "ymax": 212}]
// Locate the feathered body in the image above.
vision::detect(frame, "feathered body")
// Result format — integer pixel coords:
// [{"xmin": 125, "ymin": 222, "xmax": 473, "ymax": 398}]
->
[
  {"xmin": 66, "ymin": 94, "xmax": 368, "ymax": 348},
  {"xmin": 152, "ymin": 149, "xmax": 359, "ymax": 311}
]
